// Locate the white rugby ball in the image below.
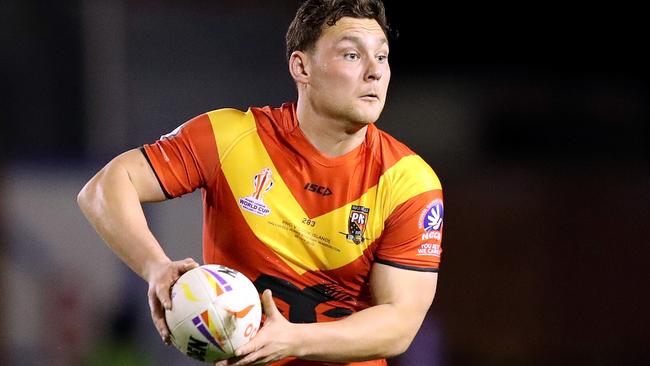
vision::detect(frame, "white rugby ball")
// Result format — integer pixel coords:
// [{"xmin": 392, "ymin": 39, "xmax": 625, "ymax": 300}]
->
[{"xmin": 165, "ymin": 264, "xmax": 262, "ymax": 362}]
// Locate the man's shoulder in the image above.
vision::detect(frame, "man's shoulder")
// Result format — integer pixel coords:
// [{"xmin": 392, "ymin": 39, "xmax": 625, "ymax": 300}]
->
[
  {"xmin": 205, "ymin": 107, "xmax": 252, "ymax": 123},
  {"xmin": 371, "ymin": 126, "xmax": 440, "ymax": 188},
  {"xmin": 174, "ymin": 107, "xmax": 252, "ymax": 134},
  {"xmin": 370, "ymin": 125, "xmax": 422, "ymax": 169},
  {"xmin": 249, "ymin": 102, "xmax": 297, "ymax": 131},
  {"xmin": 371, "ymin": 126, "xmax": 415, "ymax": 157}
]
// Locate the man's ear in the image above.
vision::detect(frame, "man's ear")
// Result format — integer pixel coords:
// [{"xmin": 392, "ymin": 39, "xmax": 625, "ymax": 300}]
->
[{"xmin": 289, "ymin": 51, "xmax": 309, "ymax": 85}]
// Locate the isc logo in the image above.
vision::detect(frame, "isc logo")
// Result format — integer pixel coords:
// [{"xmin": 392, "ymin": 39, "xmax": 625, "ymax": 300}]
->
[{"xmin": 303, "ymin": 183, "xmax": 332, "ymax": 196}]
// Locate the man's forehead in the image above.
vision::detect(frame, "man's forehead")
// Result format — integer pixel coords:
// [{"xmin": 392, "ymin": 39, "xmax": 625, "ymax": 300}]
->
[
  {"xmin": 336, "ymin": 35, "xmax": 388, "ymax": 47},
  {"xmin": 322, "ymin": 17, "xmax": 387, "ymax": 44}
]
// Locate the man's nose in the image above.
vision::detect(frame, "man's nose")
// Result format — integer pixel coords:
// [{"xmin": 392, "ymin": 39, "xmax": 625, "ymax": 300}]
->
[{"xmin": 365, "ymin": 60, "xmax": 383, "ymax": 81}]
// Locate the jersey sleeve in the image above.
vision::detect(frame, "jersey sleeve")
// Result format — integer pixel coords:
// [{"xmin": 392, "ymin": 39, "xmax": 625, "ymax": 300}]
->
[
  {"xmin": 375, "ymin": 171, "xmax": 443, "ymax": 272},
  {"xmin": 141, "ymin": 113, "xmax": 219, "ymax": 198}
]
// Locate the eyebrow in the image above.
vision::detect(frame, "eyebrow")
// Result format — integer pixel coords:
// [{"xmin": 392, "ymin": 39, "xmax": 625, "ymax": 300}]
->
[{"xmin": 337, "ymin": 35, "xmax": 388, "ymax": 47}]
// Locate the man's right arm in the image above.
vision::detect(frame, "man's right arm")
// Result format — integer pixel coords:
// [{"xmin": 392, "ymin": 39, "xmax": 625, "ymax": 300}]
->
[
  {"xmin": 77, "ymin": 148, "xmax": 170, "ymax": 279},
  {"xmin": 77, "ymin": 148, "xmax": 198, "ymax": 343}
]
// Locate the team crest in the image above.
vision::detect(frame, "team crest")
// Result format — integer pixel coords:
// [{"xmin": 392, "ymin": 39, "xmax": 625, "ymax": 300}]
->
[
  {"xmin": 340, "ymin": 205, "xmax": 370, "ymax": 244},
  {"xmin": 238, "ymin": 168, "xmax": 274, "ymax": 216}
]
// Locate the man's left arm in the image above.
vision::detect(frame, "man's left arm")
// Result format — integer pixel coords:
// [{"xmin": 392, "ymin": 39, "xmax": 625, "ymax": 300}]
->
[{"xmin": 224, "ymin": 263, "xmax": 437, "ymax": 365}]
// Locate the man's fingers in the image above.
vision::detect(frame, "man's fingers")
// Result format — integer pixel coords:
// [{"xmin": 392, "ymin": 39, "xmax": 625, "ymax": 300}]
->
[
  {"xmin": 156, "ymin": 282, "xmax": 173, "ymax": 310},
  {"xmin": 145, "ymin": 258, "xmax": 200, "ymax": 346},
  {"xmin": 233, "ymin": 290, "xmax": 276, "ymax": 356},
  {"xmin": 232, "ymin": 351, "xmax": 261, "ymax": 366},
  {"xmin": 177, "ymin": 257, "xmax": 199, "ymax": 274},
  {"xmin": 148, "ymin": 289, "xmax": 170, "ymax": 343},
  {"xmin": 182, "ymin": 257, "xmax": 200, "ymax": 269},
  {"xmin": 235, "ymin": 337, "xmax": 259, "ymax": 357},
  {"xmin": 214, "ymin": 356, "xmax": 240, "ymax": 366}
]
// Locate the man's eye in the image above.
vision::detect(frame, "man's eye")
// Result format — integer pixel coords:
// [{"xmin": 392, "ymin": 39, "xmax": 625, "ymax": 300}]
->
[
  {"xmin": 377, "ymin": 55, "xmax": 388, "ymax": 63},
  {"xmin": 344, "ymin": 53, "xmax": 359, "ymax": 61}
]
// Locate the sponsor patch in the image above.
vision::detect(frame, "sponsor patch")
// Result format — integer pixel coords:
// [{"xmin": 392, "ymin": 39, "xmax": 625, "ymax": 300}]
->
[
  {"xmin": 418, "ymin": 199, "xmax": 443, "ymax": 240},
  {"xmin": 416, "ymin": 243, "xmax": 442, "ymax": 257},
  {"xmin": 239, "ymin": 168, "xmax": 274, "ymax": 216}
]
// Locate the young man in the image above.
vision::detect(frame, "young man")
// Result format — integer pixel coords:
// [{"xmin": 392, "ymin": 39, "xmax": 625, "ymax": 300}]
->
[{"xmin": 78, "ymin": 1, "xmax": 444, "ymax": 365}]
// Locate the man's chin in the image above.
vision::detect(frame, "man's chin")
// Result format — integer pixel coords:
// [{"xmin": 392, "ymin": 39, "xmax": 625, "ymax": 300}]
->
[
  {"xmin": 357, "ymin": 107, "xmax": 383, "ymax": 124},
  {"xmin": 335, "ymin": 103, "xmax": 383, "ymax": 126}
]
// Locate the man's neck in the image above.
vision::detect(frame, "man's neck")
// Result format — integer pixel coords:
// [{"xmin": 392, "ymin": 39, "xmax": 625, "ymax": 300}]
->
[{"xmin": 296, "ymin": 101, "xmax": 368, "ymax": 158}]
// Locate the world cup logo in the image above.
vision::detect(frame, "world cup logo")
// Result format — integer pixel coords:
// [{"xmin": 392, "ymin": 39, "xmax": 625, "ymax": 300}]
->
[
  {"xmin": 252, "ymin": 168, "xmax": 274, "ymax": 200},
  {"xmin": 239, "ymin": 168, "xmax": 274, "ymax": 216}
]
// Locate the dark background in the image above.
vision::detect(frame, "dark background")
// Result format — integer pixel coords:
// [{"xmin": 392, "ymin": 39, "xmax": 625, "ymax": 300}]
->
[{"xmin": 2, "ymin": 1, "xmax": 648, "ymax": 365}]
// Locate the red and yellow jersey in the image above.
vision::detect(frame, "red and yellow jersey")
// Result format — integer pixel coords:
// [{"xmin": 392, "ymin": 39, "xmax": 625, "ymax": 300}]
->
[{"xmin": 142, "ymin": 103, "xmax": 443, "ymax": 366}]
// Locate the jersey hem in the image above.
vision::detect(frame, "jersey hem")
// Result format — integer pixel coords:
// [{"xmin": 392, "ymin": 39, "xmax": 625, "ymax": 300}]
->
[
  {"xmin": 375, "ymin": 258, "xmax": 439, "ymax": 273},
  {"xmin": 139, "ymin": 147, "xmax": 173, "ymax": 199}
]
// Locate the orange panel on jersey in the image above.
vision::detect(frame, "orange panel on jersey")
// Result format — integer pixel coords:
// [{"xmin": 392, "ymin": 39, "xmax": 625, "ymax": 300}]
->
[
  {"xmin": 142, "ymin": 113, "xmax": 219, "ymax": 197},
  {"xmin": 251, "ymin": 105, "xmax": 417, "ymax": 219}
]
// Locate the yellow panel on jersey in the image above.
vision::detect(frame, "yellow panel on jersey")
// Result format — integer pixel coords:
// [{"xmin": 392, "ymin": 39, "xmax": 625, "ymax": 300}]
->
[
  {"xmin": 379, "ymin": 154, "xmax": 442, "ymax": 216},
  {"xmin": 209, "ymin": 109, "xmax": 372, "ymax": 274},
  {"xmin": 206, "ymin": 108, "xmax": 257, "ymax": 163},
  {"xmin": 207, "ymin": 109, "xmax": 441, "ymax": 275},
  {"xmin": 207, "ymin": 109, "xmax": 313, "ymax": 274}
]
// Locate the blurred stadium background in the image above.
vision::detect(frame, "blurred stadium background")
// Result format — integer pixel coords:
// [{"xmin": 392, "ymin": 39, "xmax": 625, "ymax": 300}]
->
[{"xmin": 1, "ymin": 1, "xmax": 648, "ymax": 365}]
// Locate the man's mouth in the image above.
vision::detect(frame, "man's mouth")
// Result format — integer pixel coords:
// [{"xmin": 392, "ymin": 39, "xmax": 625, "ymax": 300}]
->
[{"xmin": 360, "ymin": 93, "xmax": 379, "ymax": 100}]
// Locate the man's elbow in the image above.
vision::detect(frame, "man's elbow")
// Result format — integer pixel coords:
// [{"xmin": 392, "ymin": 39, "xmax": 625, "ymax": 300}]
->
[
  {"xmin": 383, "ymin": 334, "xmax": 414, "ymax": 358},
  {"xmin": 77, "ymin": 179, "xmax": 95, "ymax": 216},
  {"xmin": 77, "ymin": 168, "xmax": 106, "ymax": 217},
  {"xmin": 372, "ymin": 322, "xmax": 418, "ymax": 359},
  {"xmin": 383, "ymin": 311, "xmax": 427, "ymax": 358}
]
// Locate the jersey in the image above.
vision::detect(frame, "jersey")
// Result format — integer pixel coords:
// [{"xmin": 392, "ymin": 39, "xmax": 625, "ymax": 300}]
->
[{"xmin": 142, "ymin": 103, "xmax": 444, "ymax": 366}]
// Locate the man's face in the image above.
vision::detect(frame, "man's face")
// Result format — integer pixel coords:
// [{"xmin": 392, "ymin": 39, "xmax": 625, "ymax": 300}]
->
[{"xmin": 305, "ymin": 17, "xmax": 390, "ymax": 125}]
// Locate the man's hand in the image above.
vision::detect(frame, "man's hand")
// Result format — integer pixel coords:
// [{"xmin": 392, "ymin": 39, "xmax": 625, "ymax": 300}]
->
[
  {"xmin": 214, "ymin": 265, "xmax": 437, "ymax": 365},
  {"xmin": 146, "ymin": 257, "xmax": 199, "ymax": 344},
  {"xmin": 215, "ymin": 290, "xmax": 298, "ymax": 366}
]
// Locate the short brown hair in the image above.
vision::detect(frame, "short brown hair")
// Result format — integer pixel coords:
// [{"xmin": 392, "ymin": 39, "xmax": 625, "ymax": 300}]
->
[{"xmin": 286, "ymin": 0, "xmax": 390, "ymax": 61}]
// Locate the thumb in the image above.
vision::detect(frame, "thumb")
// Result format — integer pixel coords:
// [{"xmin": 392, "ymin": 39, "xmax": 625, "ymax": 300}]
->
[{"xmin": 261, "ymin": 289, "xmax": 280, "ymax": 318}]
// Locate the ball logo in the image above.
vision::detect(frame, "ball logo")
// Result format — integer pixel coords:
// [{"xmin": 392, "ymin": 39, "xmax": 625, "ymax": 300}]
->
[
  {"xmin": 191, "ymin": 310, "xmax": 227, "ymax": 353},
  {"xmin": 225, "ymin": 304, "xmax": 255, "ymax": 319},
  {"xmin": 181, "ymin": 283, "xmax": 204, "ymax": 302},
  {"xmin": 239, "ymin": 168, "xmax": 274, "ymax": 216},
  {"xmin": 201, "ymin": 267, "xmax": 234, "ymax": 297}
]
